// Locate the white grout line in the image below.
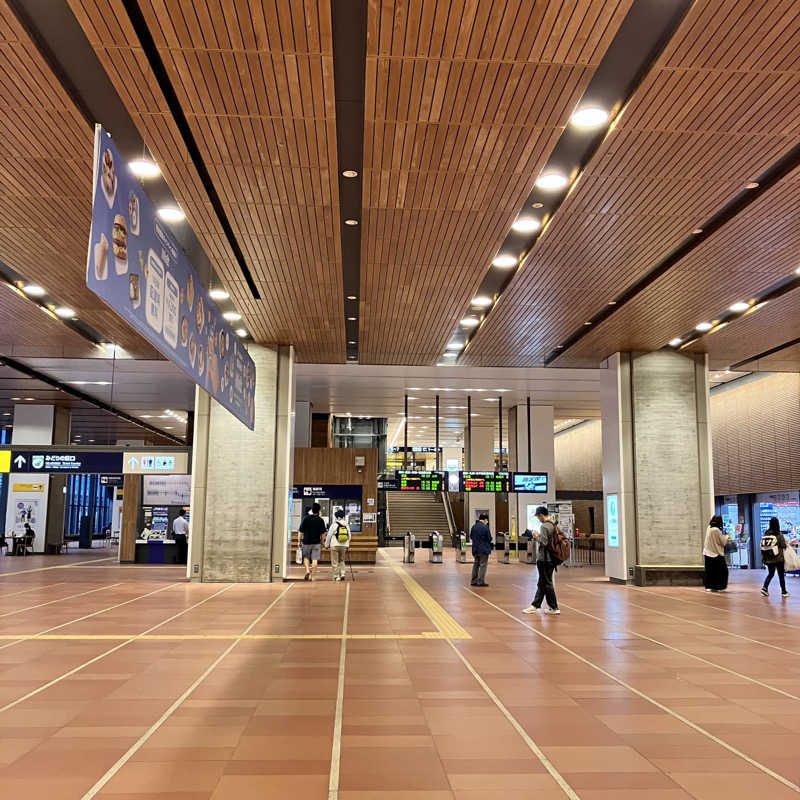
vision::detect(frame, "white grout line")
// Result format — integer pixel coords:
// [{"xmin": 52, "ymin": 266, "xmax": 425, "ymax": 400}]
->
[
  {"xmin": 396, "ymin": 564, "xmax": 580, "ymax": 799},
  {"xmin": 0, "ymin": 582, "xmax": 124, "ymax": 617},
  {"xmin": 467, "ymin": 588, "xmax": 800, "ymax": 794},
  {"xmin": 515, "ymin": 584, "xmax": 800, "ymax": 702},
  {"xmin": 80, "ymin": 583, "xmax": 294, "ymax": 800},
  {"xmin": 0, "ymin": 581, "xmax": 65, "ymax": 599},
  {"xmin": 0, "ymin": 583, "xmax": 236, "ymax": 714},
  {"xmin": 0, "ymin": 582, "xmax": 180, "ymax": 652},
  {"xmin": 570, "ymin": 583, "xmax": 800, "ymax": 658},
  {"xmin": 0, "ymin": 556, "xmax": 115, "ymax": 577},
  {"xmin": 328, "ymin": 583, "xmax": 350, "ymax": 800}
]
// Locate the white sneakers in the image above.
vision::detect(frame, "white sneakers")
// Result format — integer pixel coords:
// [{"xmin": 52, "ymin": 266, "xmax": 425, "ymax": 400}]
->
[
  {"xmin": 522, "ymin": 606, "xmax": 560, "ymax": 615},
  {"xmin": 544, "ymin": 608, "xmax": 561, "ymax": 615}
]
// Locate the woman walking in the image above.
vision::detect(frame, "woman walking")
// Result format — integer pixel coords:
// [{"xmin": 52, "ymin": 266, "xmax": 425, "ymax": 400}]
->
[
  {"xmin": 760, "ymin": 517, "xmax": 789, "ymax": 598},
  {"xmin": 703, "ymin": 515, "xmax": 729, "ymax": 592}
]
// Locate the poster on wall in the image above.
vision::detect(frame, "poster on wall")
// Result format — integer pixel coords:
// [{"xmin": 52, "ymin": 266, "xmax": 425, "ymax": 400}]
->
[
  {"xmin": 5, "ymin": 478, "xmax": 48, "ymax": 552},
  {"xmin": 85, "ymin": 125, "xmax": 256, "ymax": 429}
]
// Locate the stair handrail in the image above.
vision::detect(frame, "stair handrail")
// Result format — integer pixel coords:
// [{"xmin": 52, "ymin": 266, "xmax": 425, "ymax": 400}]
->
[{"xmin": 440, "ymin": 490, "xmax": 457, "ymax": 537}]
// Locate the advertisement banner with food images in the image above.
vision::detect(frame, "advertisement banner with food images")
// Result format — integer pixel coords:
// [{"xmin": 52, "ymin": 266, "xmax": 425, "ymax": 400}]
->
[{"xmin": 85, "ymin": 126, "xmax": 256, "ymax": 429}]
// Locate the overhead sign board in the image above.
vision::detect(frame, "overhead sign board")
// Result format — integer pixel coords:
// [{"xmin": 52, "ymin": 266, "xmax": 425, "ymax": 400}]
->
[
  {"xmin": 460, "ymin": 471, "xmax": 510, "ymax": 493},
  {"xmin": 292, "ymin": 484, "xmax": 363, "ymax": 500},
  {"xmin": 10, "ymin": 451, "xmax": 123, "ymax": 474},
  {"xmin": 511, "ymin": 472, "xmax": 548, "ymax": 493},
  {"xmin": 395, "ymin": 471, "xmax": 447, "ymax": 492},
  {"xmin": 85, "ymin": 125, "xmax": 256, "ymax": 429},
  {"xmin": 123, "ymin": 451, "xmax": 189, "ymax": 475}
]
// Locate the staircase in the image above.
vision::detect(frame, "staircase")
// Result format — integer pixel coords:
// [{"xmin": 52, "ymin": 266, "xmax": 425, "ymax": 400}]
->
[{"xmin": 386, "ymin": 491, "xmax": 453, "ymax": 545}]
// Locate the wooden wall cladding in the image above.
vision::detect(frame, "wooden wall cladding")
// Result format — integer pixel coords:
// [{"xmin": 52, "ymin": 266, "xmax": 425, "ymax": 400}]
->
[
  {"xmin": 0, "ymin": 2, "xmax": 163, "ymax": 360},
  {"xmin": 711, "ymin": 373, "xmax": 800, "ymax": 496},
  {"xmin": 463, "ymin": 0, "xmax": 800, "ymax": 368},
  {"xmin": 68, "ymin": 0, "xmax": 346, "ymax": 363},
  {"xmin": 554, "ymin": 420, "xmax": 602, "ymax": 492},
  {"xmin": 360, "ymin": 0, "xmax": 632, "ymax": 364},
  {"xmin": 293, "ymin": 447, "xmax": 378, "ymax": 560}
]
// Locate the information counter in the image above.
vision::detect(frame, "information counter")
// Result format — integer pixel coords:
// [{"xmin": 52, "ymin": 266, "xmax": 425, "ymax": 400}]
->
[{"xmin": 135, "ymin": 538, "xmax": 178, "ymax": 564}]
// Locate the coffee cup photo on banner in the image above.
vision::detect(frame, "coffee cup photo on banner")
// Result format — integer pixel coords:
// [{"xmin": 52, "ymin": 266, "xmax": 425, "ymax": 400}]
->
[{"xmin": 84, "ymin": 125, "xmax": 256, "ymax": 430}]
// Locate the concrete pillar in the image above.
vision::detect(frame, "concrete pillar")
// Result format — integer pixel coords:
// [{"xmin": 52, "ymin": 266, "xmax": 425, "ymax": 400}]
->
[
  {"xmin": 189, "ymin": 344, "xmax": 295, "ymax": 582},
  {"xmin": 464, "ymin": 425, "xmax": 497, "ymax": 534},
  {"xmin": 294, "ymin": 401, "xmax": 312, "ymax": 447},
  {"xmin": 508, "ymin": 403, "xmax": 555, "ymax": 536},
  {"xmin": 187, "ymin": 387, "xmax": 210, "ymax": 579},
  {"xmin": 601, "ymin": 351, "xmax": 713, "ymax": 585}
]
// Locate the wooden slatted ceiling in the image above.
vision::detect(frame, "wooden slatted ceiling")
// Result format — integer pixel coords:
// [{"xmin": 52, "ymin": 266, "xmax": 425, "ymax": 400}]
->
[
  {"xmin": 0, "ymin": 1, "xmax": 163, "ymax": 359},
  {"xmin": 462, "ymin": 0, "xmax": 800, "ymax": 367},
  {"xmin": 557, "ymin": 162, "xmax": 800, "ymax": 366},
  {"xmin": 360, "ymin": 0, "xmax": 633, "ymax": 364},
  {"xmin": 68, "ymin": 0, "xmax": 345, "ymax": 363}
]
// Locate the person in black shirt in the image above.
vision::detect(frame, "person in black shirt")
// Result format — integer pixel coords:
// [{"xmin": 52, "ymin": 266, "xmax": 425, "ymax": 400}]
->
[{"xmin": 298, "ymin": 503, "xmax": 326, "ymax": 581}]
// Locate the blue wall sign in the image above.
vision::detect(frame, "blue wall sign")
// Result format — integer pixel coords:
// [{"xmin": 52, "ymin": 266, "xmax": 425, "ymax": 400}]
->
[
  {"xmin": 606, "ymin": 493, "xmax": 619, "ymax": 547},
  {"xmin": 11, "ymin": 451, "xmax": 123, "ymax": 474},
  {"xmin": 85, "ymin": 126, "xmax": 256, "ymax": 429}
]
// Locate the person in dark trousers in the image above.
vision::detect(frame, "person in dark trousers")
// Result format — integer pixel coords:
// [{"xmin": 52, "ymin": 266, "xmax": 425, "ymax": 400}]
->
[
  {"xmin": 298, "ymin": 503, "xmax": 326, "ymax": 581},
  {"xmin": 522, "ymin": 506, "xmax": 560, "ymax": 615},
  {"xmin": 761, "ymin": 516, "xmax": 789, "ymax": 598},
  {"xmin": 469, "ymin": 513, "xmax": 492, "ymax": 587},
  {"xmin": 703, "ymin": 514, "xmax": 729, "ymax": 592},
  {"xmin": 172, "ymin": 508, "xmax": 189, "ymax": 564}
]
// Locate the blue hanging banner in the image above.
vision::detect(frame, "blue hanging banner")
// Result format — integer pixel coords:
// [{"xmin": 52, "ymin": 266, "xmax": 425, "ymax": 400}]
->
[{"xmin": 85, "ymin": 125, "xmax": 256, "ymax": 430}]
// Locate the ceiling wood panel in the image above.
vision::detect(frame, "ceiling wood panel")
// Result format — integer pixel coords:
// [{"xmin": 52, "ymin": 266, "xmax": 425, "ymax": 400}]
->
[
  {"xmin": 0, "ymin": 0, "xmax": 164, "ymax": 359},
  {"xmin": 68, "ymin": 0, "xmax": 346, "ymax": 362},
  {"xmin": 360, "ymin": 0, "xmax": 633, "ymax": 364},
  {"xmin": 462, "ymin": 0, "xmax": 800, "ymax": 367}
]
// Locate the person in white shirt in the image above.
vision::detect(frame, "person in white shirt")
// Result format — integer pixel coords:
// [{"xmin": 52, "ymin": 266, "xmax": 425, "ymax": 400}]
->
[
  {"xmin": 325, "ymin": 509, "xmax": 351, "ymax": 581},
  {"xmin": 172, "ymin": 508, "xmax": 189, "ymax": 564}
]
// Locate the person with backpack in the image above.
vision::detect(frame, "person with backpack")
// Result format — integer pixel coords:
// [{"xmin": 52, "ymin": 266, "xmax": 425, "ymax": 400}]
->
[
  {"xmin": 703, "ymin": 514, "xmax": 729, "ymax": 592},
  {"xmin": 760, "ymin": 517, "xmax": 789, "ymax": 598},
  {"xmin": 522, "ymin": 506, "xmax": 567, "ymax": 615},
  {"xmin": 325, "ymin": 508, "xmax": 351, "ymax": 582}
]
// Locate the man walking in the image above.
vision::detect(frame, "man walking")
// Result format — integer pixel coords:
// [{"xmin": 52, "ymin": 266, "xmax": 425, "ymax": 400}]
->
[
  {"xmin": 522, "ymin": 506, "xmax": 560, "ymax": 615},
  {"xmin": 298, "ymin": 502, "xmax": 326, "ymax": 581},
  {"xmin": 470, "ymin": 513, "xmax": 492, "ymax": 587}
]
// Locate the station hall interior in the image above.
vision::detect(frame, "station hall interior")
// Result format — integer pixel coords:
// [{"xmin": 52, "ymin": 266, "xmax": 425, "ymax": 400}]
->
[{"xmin": 2, "ymin": 1, "xmax": 800, "ymax": 798}]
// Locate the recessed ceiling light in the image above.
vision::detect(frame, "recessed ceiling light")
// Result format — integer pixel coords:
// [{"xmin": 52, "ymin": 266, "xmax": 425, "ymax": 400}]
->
[
  {"xmin": 24, "ymin": 397, "xmax": 34, "ymax": 401},
  {"xmin": 669, "ymin": 337, "xmax": 682, "ymax": 347},
  {"xmin": 485, "ymin": 397, "xmax": 499, "ymax": 402},
  {"xmin": 608, "ymin": 300, "xmax": 617, "ymax": 305},
  {"xmin": 209, "ymin": 288, "xmax": 229, "ymax": 301},
  {"xmin": 492, "ymin": 254, "xmax": 517, "ymax": 268},
  {"xmin": 511, "ymin": 217, "xmax": 541, "ymax": 233},
  {"xmin": 695, "ymin": 321, "xmax": 713, "ymax": 332},
  {"xmin": 54, "ymin": 306, "xmax": 75, "ymax": 318},
  {"xmin": 164, "ymin": 426, "xmax": 174, "ymax": 429},
  {"xmin": 222, "ymin": 311, "xmax": 241, "ymax": 321},
  {"xmin": 535, "ymin": 173, "xmax": 568, "ymax": 190},
  {"xmin": 11, "ymin": 396, "xmax": 20, "ymax": 400},
  {"xmin": 2, "ymin": 412, "xmax": 9, "ymax": 416},
  {"xmin": 22, "ymin": 284, "xmax": 45, "ymax": 296},
  {"xmin": 342, "ymin": 170, "xmax": 358, "ymax": 178},
  {"xmin": 235, "ymin": 328, "xmax": 248, "ymax": 337},
  {"xmin": 95, "ymin": 381, "xmax": 111, "ymax": 386},
  {"xmin": 570, "ymin": 107, "xmax": 610, "ymax": 128},
  {"xmin": 471, "ymin": 296, "xmax": 492, "ymax": 307},
  {"xmin": 460, "ymin": 317, "xmax": 479, "ymax": 328},
  {"xmin": 746, "ymin": 181, "xmax": 759, "ymax": 189},
  {"xmin": 795, "ymin": 266, "xmax": 800, "ymax": 275},
  {"xmin": 692, "ymin": 228, "xmax": 703, "ymax": 234},
  {"xmin": 89, "ymin": 439, "xmax": 95, "ymax": 443},
  {"xmin": 348, "ymin": 340, "xmax": 357, "ymax": 345},
  {"xmin": 729, "ymin": 301, "xmax": 750, "ymax": 312},
  {"xmin": 344, "ymin": 219, "xmax": 359, "ymax": 226},
  {"xmin": 347, "ymin": 316, "xmax": 357, "ymax": 321},
  {"xmin": 128, "ymin": 158, "xmax": 160, "ymax": 178},
  {"xmin": 583, "ymin": 321, "xmax": 592, "ymax": 326},
  {"xmin": 346, "ymin": 295, "xmax": 357, "ymax": 300},
  {"xmin": 140, "ymin": 415, "xmax": 153, "ymax": 419},
  {"xmin": 157, "ymin": 206, "xmax": 185, "ymax": 222},
  {"xmin": 446, "ymin": 342, "xmax": 463, "ymax": 351}
]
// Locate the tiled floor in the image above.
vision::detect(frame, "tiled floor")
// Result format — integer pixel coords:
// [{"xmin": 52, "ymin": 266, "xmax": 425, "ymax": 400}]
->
[{"xmin": 1, "ymin": 549, "xmax": 800, "ymax": 798}]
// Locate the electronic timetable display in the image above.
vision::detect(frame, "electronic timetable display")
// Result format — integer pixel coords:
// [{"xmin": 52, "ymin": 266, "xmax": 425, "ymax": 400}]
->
[
  {"xmin": 396, "ymin": 471, "xmax": 447, "ymax": 492},
  {"xmin": 511, "ymin": 472, "xmax": 548, "ymax": 493},
  {"xmin": 460, "ymin": 471, "xmax": 510, "ymax": 493}
]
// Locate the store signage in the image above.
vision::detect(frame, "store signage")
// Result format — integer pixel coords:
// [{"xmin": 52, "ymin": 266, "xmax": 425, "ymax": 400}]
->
[
  {"xmin": 85, "ymin": 125, "xmax": 256, "ymax": 430},
  {"xmin": 11, "ymin": 482, "xmax": 45, "ymax": 492},
  {"xmin": 391, "ymin": 446, "xmax": 441, "ymax": 453},
  {"xmin": 292, "ymin": 484, "xmax": 363, "ymax": 499},
  {"xmin": 511, "ymin": 472, "xmax": 548, "ymax": 493},
  {"xmin": 10, "ymin": 450, "xmax": 123, "ymax": 474},
  {"xmin": 100, "ymin": 474, "xmax": 124, "ymax": 486},
  {"xmin": 606, "ymin": 493, "xmax": 619, "ymax": 547},
  {"xmin": 123, "ymin": 451, "xmax": 189, "ymax": 474},
  {"xmin": 377, "ymin": 477, "xmax": 398, "ymax": 490},
  {"xmin": 395, "ymin": 471, "xmax": 447, "ymax": 491},
  {"xmin": 460, "ymin": 471, "xmax": 510, "ymax": 493}
]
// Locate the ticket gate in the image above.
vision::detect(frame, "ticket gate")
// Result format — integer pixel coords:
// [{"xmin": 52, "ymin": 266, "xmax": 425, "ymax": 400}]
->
[
  {"xmin": 519, "ymin": 536, "xmax": 536, "ymax": 564},
  {"xmin": 495, "ymin": 532, "xmax": 508, "ymax": 563},
  {"xmin": 403, "ymin": 531, "xmax": 416, "ymax": 564},
  {"xmin": 457, "ymin": 532, "xmax": 467, "ymax": 563},
  {"xmin": 429, "ymin": 531, "xmax": 443, "ymax": 563}
]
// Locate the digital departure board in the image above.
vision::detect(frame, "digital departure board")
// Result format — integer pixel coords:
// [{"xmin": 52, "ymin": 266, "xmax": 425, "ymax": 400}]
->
[
  {"xmin": 396, "ymin": 471, "xmax": 447, "ymax": 491},
  {"xmin": 511, "ymin": 472, "xmax": 548, "ymax": 493},
  {"xmin": 459, "ymin": 471, "xmax": 510, "ymax": 493}
]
